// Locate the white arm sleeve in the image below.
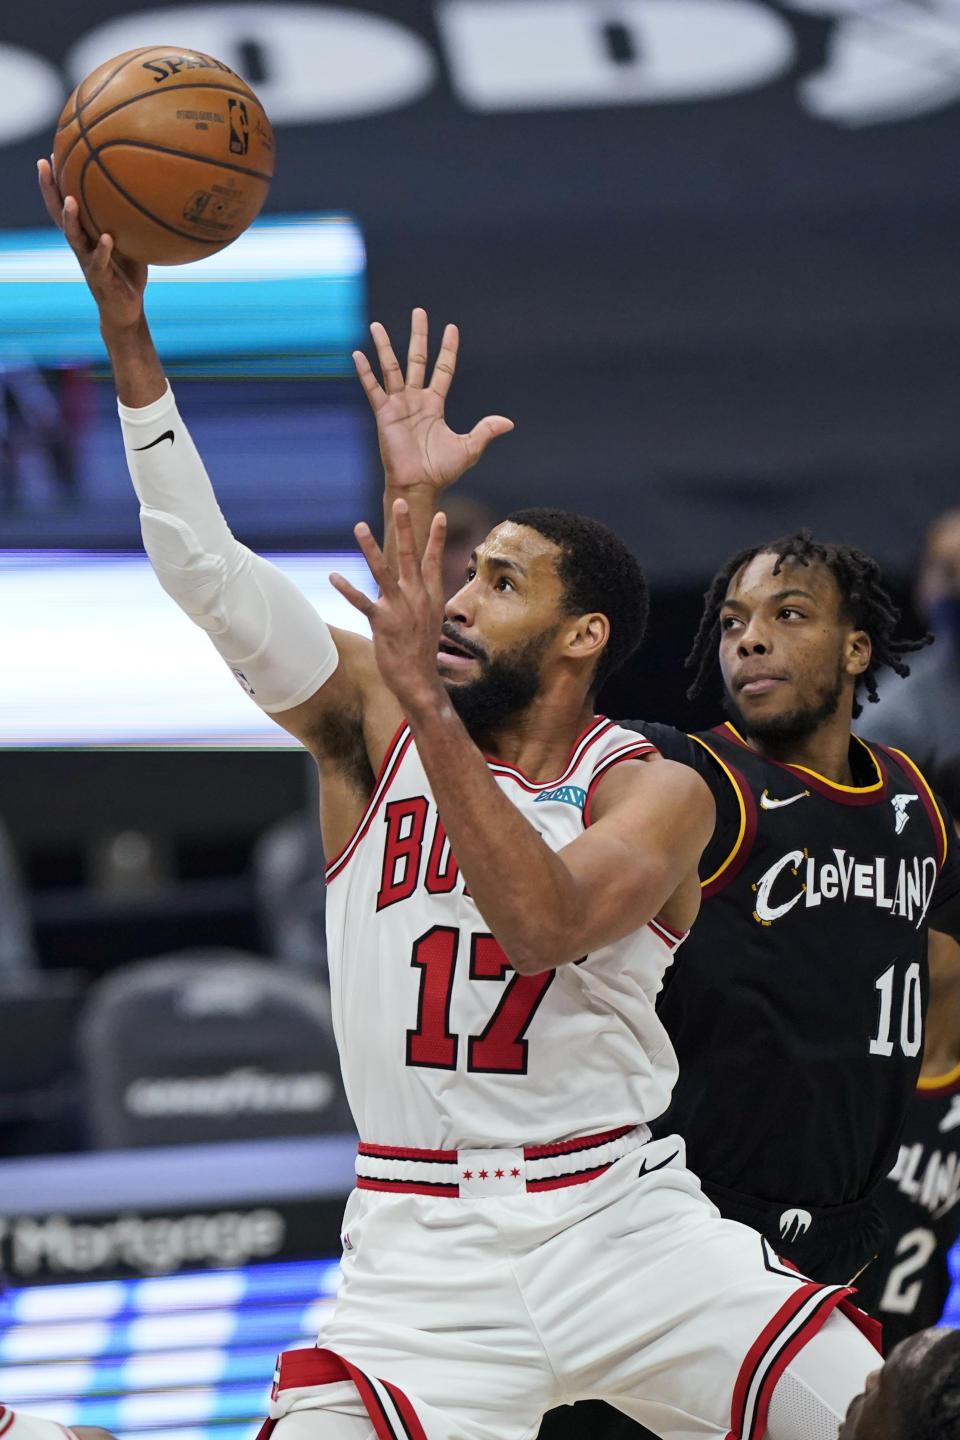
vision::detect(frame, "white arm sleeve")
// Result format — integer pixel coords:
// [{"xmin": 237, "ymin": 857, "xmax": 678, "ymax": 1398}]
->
[{"xmin": 119, "ymin": 383, "xmax": 339, "ymax": 714}]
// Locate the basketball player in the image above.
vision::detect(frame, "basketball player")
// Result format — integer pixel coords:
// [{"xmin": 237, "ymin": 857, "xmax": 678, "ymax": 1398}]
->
[
  {"xmin": 0, "ymin": 1419, "xmax": 106, "ymax": 1440},
  {"xmin": 7, "ymin": 1330, "xmax": 959, "ymax": 1440},
  {"xmin": 371, "ymin": 391, "xmax": 960, "ymax": 1309},
  {"xmin": 361, "ymin": 365, "xmax": 960, "ymax": 1440},
  {"xmin": 875, "ymin": 757, "xmax": 960, "ymax": 1354},
  {"xmin": 838, "ymin": 1325, "xmax": 960, "ymax": 1439},
  {"xmin": 38, "ymin": 165, "xmax": 885, "ymax": 1439},
  {"xmin": 633, "ymin": 544, "xmax": 960, "ymax": 1309}
]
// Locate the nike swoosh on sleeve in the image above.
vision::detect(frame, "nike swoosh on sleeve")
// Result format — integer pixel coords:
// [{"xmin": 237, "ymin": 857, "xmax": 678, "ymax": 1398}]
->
[{"xmin": 132, "ymin": 430, "xmax": 175, "ymax": 451}]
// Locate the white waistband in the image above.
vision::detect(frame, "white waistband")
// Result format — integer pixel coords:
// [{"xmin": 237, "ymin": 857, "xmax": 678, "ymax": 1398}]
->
[{"xmin": 356, "ymin": 1123, "xmax": 650, "ymax": 1198}]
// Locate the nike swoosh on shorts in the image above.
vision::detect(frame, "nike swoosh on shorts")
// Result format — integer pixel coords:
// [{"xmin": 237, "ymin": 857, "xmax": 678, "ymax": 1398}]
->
[
  {"xmin": 638, "ymin": 1149, "xmax": 679, "ymax": 1179},
  {"xmin": 133, "ymin": 430, "xmax": 175, "ymax": 450}
]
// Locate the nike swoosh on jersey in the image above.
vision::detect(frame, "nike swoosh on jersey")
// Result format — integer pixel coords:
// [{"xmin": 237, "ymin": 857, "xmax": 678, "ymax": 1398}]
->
[
  {"xmin": 759, "ymin": 790, "xmax": 809, "ymax": 810},
  {"xmin": 940, "ymin": 1096, "xmax": 960, "ymax": 1133},
  {"xmin": 637, "ymin": 1149, "xmax": 679, "ymax": 1179},
  {"xmin": 133, "ymin": 429, "xmax": 175, "ymax": 450}
]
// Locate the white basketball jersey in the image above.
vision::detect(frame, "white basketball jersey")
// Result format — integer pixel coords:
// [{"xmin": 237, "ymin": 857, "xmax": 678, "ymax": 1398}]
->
[{"xmin": 324, "ymin": 718, "xmax": 686, "ymax": 1149}]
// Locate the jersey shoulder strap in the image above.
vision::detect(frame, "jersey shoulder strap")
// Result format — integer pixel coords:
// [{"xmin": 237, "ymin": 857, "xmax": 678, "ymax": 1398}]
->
[
  {"xmin": 688, "ymin": 728, "xmax": 758, "ymax": 896},
  {"xmin": 867, "ymin": 741, "xmax": 950, "ymax": 870}
]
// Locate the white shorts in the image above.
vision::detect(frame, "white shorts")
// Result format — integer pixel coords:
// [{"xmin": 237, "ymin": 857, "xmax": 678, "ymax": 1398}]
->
[{"xmin": 265, "ymin": 1133, "xmax": 879, "ymax": 1440}]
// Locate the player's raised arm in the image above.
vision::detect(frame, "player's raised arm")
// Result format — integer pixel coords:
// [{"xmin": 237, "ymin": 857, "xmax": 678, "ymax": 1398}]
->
[
  {"xmin": 359, "ymin": 311, "xmax": 513, "ymax": 568},
  {"xmin": 37, "ymin": 158, "xmax": 396, "ymax": 767}
]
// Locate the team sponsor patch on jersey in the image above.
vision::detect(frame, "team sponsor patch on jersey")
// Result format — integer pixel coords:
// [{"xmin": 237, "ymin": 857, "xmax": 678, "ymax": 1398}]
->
[
  {"xmin": 533, "ymin": 784, "xmax": 587, "ymax": 809},
  {"xmin": 891, "ymin": 793, "xmax": 918, "ymax": 834}
]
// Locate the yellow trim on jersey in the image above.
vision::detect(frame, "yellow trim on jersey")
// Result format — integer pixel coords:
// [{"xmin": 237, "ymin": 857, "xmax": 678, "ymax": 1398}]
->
[
  {"xmin": 690, "ymin": 733, "xmax": 747, "ymax": 891},
  {"xmin": 722, "ymin": 724, "xmax": 884, "ymax": 795},
  {"xmin": 917, "ymin": 1058, "xmax": 960, "ymax": 1092},
  {"xmin": 885, "ymin": 745, "xmax": 949, "ymax": 868}
]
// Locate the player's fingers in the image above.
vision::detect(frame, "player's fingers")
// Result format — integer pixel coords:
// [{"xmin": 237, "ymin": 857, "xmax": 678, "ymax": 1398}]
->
[
  {"xmin": 370, "ymin": 321, "xmax": 405, "ymax": 395},
  {"xmin": 353, "ymin": 521, "xmax": 396, "ymax": 594},
  {"xmin": 329, "ymin": 571, "xmax": 375, "ymax": 618},
  {"xmin": 405, "ymin": 307, "xmax": 429, "ymax": 389},
  {"xmin": 428, "ymin": 324, "xmax": 460, "ymax": 399},
  {"xmin": 61, "ymin": 196, "xmax": 98, "ymax": 261},
  {"xmin": 86, "ymin": 233, "xmax": 117, "ymax": 282},
  {"xmin": 36, "ymin": 159, "xmax": 66, "ymax": 231},
  {"xmin": 392, "ymin": 500, "xmax": 423, "ymax": 587},
  {"xmin": 464, "ymin": 415, "xmax": 516, "ymax": 466},
  {"xmin": 421, "ymin": 511, "xmax": 447, "ymax": 600},
  {"xmin": 352, "ymin": 350, "xmax": 388, "ymax": 413}
]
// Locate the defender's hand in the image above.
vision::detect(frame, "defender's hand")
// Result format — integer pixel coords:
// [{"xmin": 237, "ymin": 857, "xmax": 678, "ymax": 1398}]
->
[
  {"xmin": 37, "ymin": 157, "xmax": 147, "ymax": 333},
  {"xmin": 355, "ymin": 308, "xmax": 513, "ymax": 495},
  {"xmin": 331, "ymin": 500, "xmax": 448, "ymax": 713}
]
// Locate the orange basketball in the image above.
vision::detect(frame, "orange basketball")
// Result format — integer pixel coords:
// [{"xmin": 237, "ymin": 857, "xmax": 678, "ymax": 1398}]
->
[{"xmin": 53, "ymin": 46, "xmax": 275, "ymax": 266}]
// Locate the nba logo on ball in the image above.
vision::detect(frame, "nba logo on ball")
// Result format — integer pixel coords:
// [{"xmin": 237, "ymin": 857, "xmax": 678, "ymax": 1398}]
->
[
  {"xmin": 53, "ymin": 47, "xmax": 275, "ymax": 266},
  {"xmin": 228, "ymin": 98, "xmax": 250, "ymax": 156}
]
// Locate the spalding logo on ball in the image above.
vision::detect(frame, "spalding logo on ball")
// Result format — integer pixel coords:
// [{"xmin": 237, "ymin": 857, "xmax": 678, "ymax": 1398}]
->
[{"xmin": 54, "ymin": 46, "xmax": 275, "ymax": 266}]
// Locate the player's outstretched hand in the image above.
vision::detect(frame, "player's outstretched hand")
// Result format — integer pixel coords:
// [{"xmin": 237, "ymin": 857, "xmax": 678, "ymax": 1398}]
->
[
  {"xmin": 331, "ymin": 499, "xmax": 448, "ymax": 713},
  {"xmin": 355, "ymin": 309, "xmax": 514, "ymax": 495},
  {"xmin": 37, "ymin": 157, "xmax": 147, "ymax": 333}
]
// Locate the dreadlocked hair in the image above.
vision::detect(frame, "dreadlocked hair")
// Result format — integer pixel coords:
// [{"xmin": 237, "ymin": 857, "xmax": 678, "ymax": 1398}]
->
[{"xmin": 684, "ymin": 530, "xmax": 932, "ymax": 719}]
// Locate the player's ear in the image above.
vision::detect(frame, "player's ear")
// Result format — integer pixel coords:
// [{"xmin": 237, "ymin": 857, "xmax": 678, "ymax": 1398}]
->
[
  {"xmin": 565, "ymin": 612, "xmax": 609, "ymax": 667},
  {"xmin": 844, "ymin": 627, "xmax": 871, "ymax": 677}
]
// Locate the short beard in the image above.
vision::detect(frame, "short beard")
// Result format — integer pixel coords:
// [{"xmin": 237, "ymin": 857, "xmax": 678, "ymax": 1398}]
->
[
  {"xmin": 722, "ymin": 665, "xmax": 845, "ymax": 753},
  {"xmin": 446, "ymin": 630, "xmax": 557, "ymax": 743}
]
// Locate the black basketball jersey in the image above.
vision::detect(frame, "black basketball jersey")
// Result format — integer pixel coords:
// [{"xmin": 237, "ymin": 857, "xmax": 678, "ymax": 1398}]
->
[
  {"xmin": 628, "ymin": 720, "xmax": 960, "ymax": 1217},
  {"xmin": 875, "ymin": 1064, "xmax": 960, "ymax": 1354}
]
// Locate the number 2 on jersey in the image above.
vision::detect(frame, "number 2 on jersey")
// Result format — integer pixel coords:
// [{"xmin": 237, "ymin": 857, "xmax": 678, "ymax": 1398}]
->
[
  {"xmin": 406, "ymin": 926, "xmax": 554, "ymax": 1074},
  {"xmin": 879, "ymin": 1227, "xmax": 937, "ymax": 1314}
]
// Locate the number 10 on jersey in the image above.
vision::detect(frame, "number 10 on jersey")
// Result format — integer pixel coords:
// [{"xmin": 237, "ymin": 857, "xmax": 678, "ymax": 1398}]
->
[{"xmin": 870, "ymin": 961, "xmax": 922, "ymax": 1058}]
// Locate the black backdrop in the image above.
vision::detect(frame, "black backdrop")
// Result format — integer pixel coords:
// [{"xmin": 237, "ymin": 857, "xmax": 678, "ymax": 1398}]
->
[{"xmin": 2, "ymin": 0, "xmax": 958, "ymax": 583}]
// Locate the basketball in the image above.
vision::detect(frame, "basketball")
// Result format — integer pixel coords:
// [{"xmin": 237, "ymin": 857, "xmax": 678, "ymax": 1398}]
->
[{"xmin": 53, "ymin": 46, "xmax": 275, "ymax": 266}]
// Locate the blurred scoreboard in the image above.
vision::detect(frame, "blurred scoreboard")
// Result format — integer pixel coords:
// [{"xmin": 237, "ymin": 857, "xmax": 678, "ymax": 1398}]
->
[
  {"xmin": 0, "ymin": 214, "xmax": 366, "ymax": 376},
  {"xmin": 0, "ymin": 1258, "xmax": 339, "ymax": 1440},
  {"xmin": 0, "ymin": 550, "xmax": 373, "ymax": 747}
]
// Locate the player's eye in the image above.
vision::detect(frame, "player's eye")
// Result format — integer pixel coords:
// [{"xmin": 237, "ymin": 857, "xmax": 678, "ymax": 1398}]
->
[
  {"xmin": 720, "ymin": 615, "xmax": 740, "ymax": 631},
  {"xmin": 779, "ymin": 607, "xmax": 804, "ymax": 620},
  {"xmin": 465, "ymin": 567, "xmax": 477, "ymax": 582},
  {"xmin": 495, "ymin": 576, "xmax": 513, "ymax": 592}
]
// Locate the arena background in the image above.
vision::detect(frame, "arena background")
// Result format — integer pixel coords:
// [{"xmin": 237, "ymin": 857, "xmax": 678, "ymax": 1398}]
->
[{"xmin": 0, "ymin": 2, "xmax": 959, "ymax": 1436}]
